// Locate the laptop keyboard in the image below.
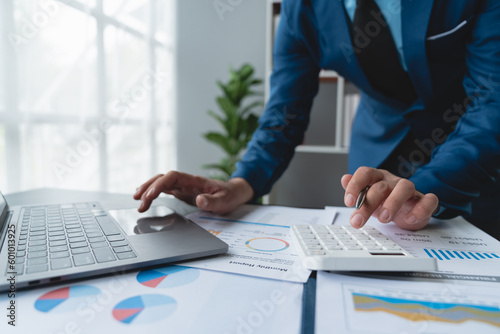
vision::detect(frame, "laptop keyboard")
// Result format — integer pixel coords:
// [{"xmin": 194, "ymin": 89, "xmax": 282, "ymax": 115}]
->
[{"xmin": 14, "ymin": 202, "xmax": 137, "ymax": 275}]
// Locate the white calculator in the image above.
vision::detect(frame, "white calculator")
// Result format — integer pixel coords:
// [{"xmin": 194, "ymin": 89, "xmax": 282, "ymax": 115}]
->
[{"xmin": 290, "ymin": 224, "xmax": 437, "ymax": 272}]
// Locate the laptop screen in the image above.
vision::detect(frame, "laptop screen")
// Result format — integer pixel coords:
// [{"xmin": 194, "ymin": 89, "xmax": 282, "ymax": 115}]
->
[
  {"xmin": 0, "ymin": 192, "xmax": 6, "ymax": 212},
  {"xmin": 0, "ymin": 191, "xmax": 10, "ymax": 250},
  {"xmin": 0, "ymin": 192, "xmax": 9, "ymax": 231}
]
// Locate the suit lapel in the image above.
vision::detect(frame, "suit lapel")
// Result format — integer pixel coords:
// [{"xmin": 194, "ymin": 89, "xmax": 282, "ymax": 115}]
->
[
  {"xmin": 313, "ymin": 0, "xmax": 435, "ymax": 104},
  {"xmin": 402, "ymin": 0, "xmax": 434, "ymax": 102},
  {"xmin": 312, "ymin": 0, "xmax": 372, "ymax": 92}
]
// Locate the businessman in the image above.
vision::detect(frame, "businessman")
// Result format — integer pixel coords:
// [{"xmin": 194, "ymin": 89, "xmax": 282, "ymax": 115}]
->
[{"xmin": 135, "ymin": 0, "xmax": 500, "ymax": 239}]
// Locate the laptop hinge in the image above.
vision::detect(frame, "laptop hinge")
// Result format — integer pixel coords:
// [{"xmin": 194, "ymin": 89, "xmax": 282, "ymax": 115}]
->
[{"xmin": 0, "ymin": 211, "xmax": 14, "ymax": 254}]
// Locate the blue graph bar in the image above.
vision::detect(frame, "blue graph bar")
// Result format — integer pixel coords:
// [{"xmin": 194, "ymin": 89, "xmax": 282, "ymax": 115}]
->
[
  {"xmin": 424, "ymin": 249, "xmax": 499, "ymax": 261},
  {"xmin": 430, "ymin": 249, "xmax": 443, "ymax": 260},
  {"xmin": 438, "ymin": 250, "xmax": 450, "ymax": 260},
  {"xmin": 468, "ymin": 252, "xmax": 479, "ymax": 260}
]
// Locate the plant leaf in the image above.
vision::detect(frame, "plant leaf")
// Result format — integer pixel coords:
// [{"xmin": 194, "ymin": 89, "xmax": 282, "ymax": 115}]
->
[
  {"xmin": 240, "ymin": 100, "xmax": 264, "ymax": 116},
  {"xmin": 239, "ymin": 64, "xmax": 254, "ymax": 81},
  {"xmin": 207, "ymin": 110, "xmax": 231, "ymax": 136},
  {"xmin": 204, "ymin": 63, "xmax": 263, "ymax": 180},
  {"xmin": 216, "ymin": 97, "xmax": 237, "ymax": 118},
  {"xmin": 204, "ymin": 132, "xmax": 233, "ymax": 155}
]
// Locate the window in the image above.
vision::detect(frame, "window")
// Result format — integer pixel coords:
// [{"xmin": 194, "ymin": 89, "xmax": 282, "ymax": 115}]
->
[{"xmin": 0, "ymin": 0, "xmax": 175, "ymax": 194}]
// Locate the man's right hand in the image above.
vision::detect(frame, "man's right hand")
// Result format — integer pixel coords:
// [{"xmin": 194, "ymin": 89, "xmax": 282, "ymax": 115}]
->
[{"xmin": 133, "ymin": 171, "xmax": 254, "ymax": 215}]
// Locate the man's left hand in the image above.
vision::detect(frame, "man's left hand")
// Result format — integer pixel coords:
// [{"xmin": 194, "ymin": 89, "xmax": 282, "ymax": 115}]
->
[{"xmin": 341, "ymin": 167, "xmax": 439, "ymax": 230}]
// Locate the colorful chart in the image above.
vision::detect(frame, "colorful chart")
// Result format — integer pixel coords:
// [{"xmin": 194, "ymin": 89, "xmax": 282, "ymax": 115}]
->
[
  {"xmin": 207, "ymin": 229, "xmax": 222, "ymax": 236},
  {"xmin": 112, "ymin": 294, "xmax": 177, "ymax": 325},
  {"xmin": 34, "ymin": 285, "xmax": 101, "ymax": 313},
  {"xmin": 424, "ymin": 248, "xmax": 500, "ymax": 261},
  {"xmin": 352, "ymin": 293, "xmax": 500, "ymax": 328},
  {"xmin": 137, "ymin": 266, "xmax": 200, "ymax": 288},
  {"xmin": 245, "ymin": 237, "xmax": 290, "ymax": 252}
]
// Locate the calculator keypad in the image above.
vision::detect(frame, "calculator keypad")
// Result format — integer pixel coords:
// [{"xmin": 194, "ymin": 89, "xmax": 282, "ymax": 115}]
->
[{"xmin": 292, "ymin": 225, "xmax": 404, "ymax": 255}]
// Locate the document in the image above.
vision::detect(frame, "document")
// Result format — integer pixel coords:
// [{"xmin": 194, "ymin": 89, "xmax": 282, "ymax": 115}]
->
[
  {"xmin": 1, "ymin": 265, "xmax": 303, "ymax": 334},
  {"xmin": 184, "ymin": 205, "xmax": 334, "ymax": 283},
  {"xmin": 327, "ymin": 207, "xmax": 500, "ymax": 280},
  {"xmin": 316, "ymin": 271, "xmax": 500, "ymax": 334}
]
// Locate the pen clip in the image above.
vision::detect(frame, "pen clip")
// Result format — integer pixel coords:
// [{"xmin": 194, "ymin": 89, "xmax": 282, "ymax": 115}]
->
[{"xmin": 355, "ymin": 186, "xmax": 370, "ymax": 210}]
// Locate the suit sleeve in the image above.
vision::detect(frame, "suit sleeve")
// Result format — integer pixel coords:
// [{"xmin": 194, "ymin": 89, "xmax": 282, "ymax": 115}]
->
[
  {"xmin": 231, "ymin": 4, "xmax": 320, "ymax": 199},
  {"xmin": 410, "ymin": 1, "xmax": 500, "ymax": 218}
]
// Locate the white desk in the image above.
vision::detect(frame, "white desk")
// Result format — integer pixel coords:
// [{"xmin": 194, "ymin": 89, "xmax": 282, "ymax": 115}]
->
[{"xmin": 2, "ymin": 189, "xmax": 500, "ymax": 334}]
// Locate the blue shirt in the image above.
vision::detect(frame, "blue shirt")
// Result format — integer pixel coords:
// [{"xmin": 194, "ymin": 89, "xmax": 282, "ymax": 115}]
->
[{"xmin": 344, "ymin": 0, "xmax": 407, "ymax": 70}]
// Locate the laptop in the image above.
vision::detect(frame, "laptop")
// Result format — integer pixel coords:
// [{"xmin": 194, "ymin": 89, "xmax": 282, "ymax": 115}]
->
[{"xmin": 0, "ymin": 190, "xmax": 228, "ymax": 291}]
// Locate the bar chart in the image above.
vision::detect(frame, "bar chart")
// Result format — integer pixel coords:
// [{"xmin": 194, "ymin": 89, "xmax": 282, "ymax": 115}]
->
[{"xmin": 423, "ymin": 248, "xmax": 500, "ymax": 261}]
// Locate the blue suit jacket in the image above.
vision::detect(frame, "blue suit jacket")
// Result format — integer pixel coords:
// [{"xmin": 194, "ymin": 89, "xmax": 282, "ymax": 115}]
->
[{"xmin": 233, "ymin": 0, "xmax": 500, "ymax": 225}]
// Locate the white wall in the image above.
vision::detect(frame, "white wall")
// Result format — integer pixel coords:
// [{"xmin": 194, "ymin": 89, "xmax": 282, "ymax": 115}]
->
[
  {"xmin": 175, "ymin": 0, "xmax": 267, "ymax": 176},
  {"xmin": 174, "ymin": 0, "xmax": 349, "ymax": 208}
]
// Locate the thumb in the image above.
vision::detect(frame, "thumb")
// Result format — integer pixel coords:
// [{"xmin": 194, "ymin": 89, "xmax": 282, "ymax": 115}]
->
[{"xmin": 196, "ymin": 192, "xmax": 234, "ymax": 215}]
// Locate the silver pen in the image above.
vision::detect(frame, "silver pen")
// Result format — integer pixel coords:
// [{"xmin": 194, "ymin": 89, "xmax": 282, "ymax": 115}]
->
[{"xmin": 355, "ymin": 186, "xmax": 370, "ymax": 210}]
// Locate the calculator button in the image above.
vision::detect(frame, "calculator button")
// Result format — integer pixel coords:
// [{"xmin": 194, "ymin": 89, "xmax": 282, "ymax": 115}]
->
[
  {"xmin": 339, "ymin": 240, "xmax": 358, "ymax": 245},
  {"xmin": 321, "ymin": 239, "xmax": 339, "ymax": 246},
  {"xmin": 311, "ymin": 225, "xmax": 328, "ymax": 233},
  {"xmin": 306, "ymin": 250, "xmax": 326, "ymax": 256},
  {"xmin": 365, "ymin": 246, "xmax": 384, "ymax": 251},
  {"xmin": 303, "ymin": 239, "xmax": 320, "ymax": 246},
  {"xmin": 305, "ymin": 245, "xmax": 323, "ymax": 250},
  {"xmin": 383, "ymin": 244, "xmax": 403, "ymax": 250},
  {"xmin": 344, "ymin": 245, "xmax": 364, "ymax": 250},
  {"xmin": 325, "ymin": 245, "xmax": 343, "ymax": 250}
]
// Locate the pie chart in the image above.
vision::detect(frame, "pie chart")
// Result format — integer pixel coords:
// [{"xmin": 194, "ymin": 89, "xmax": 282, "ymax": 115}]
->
[
  {"xmin": 136, "ymin": 266, "xmax": 200, "ymax": 288},
  {"xmin": 245, "ymin": 237, "xmax": 290, "ymax": 252},
  {"xmin": 112, "ymin": 294, "xmax": 177, "ymax": 325},
  {"xmin": 34, "ymin": 285, "xmax": 101, "ymax": 313}
]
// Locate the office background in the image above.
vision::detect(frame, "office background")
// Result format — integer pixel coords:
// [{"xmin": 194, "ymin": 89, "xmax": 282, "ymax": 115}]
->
[{"xmin": 0, "ymin": 0, "xmax": 348, "ymax": 207}]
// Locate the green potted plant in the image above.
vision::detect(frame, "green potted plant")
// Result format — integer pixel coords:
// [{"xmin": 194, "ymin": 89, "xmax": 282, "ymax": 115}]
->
[{"xmin": 203, "ymin": 64, "xmax": 263, "ymax": 180}]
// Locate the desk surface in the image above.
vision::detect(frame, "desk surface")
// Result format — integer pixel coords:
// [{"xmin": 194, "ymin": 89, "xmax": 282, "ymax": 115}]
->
[
  {"xmin": 3, "ymin": 189, "xmax": 307, "ymax": 333},
  {"xmin": 3, "ymin": 189, "xmax": 500, "ymax": 334}
]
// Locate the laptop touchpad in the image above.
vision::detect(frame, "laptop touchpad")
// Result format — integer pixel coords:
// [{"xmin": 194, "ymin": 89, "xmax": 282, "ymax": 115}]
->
[{"xmin": 108, "ymin": 206, "xmax": 188, "ymax": 236}]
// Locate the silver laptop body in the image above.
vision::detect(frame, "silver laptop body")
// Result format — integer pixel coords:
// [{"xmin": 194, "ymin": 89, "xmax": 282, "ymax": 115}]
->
[{"xmin": 0, "ymin": 190, "xmax": 228, "ymax": 291}]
